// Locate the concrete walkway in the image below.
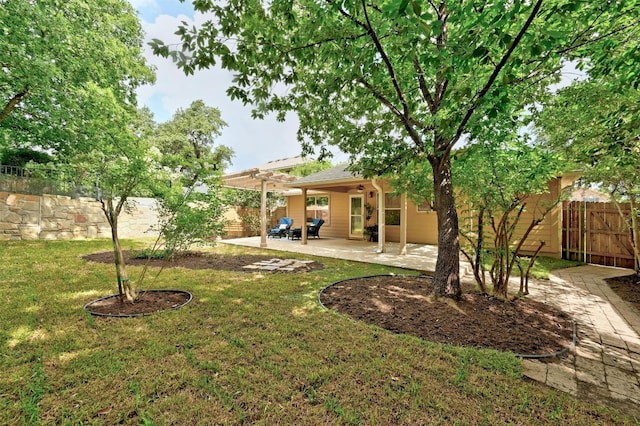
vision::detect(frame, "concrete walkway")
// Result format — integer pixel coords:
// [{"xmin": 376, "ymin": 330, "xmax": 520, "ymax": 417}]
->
[
  {"xmin": 222, "ymin": 237, "xmax": 640, "ymax": 414},
  {"xmin": 522, "ymin": 265, "xmax": 640, "ymax": 415}
]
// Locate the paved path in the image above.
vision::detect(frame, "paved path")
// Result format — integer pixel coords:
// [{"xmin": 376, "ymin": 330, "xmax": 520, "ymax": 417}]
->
[{"xmin": 523, "ymin": 265, "xmax": 640, "ymax": 415}]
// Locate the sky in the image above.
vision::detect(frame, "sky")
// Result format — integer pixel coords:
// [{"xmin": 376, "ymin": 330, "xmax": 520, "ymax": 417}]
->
[{"xmin": 131, "ymin": 0, "xmax": 310, "ymax": 173}]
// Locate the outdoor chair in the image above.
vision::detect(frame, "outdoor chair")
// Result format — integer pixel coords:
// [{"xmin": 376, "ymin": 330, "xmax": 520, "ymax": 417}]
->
[
  {"xmin": 306, "ymin": 218, "xmax": 325, "ymax": 239},
  {"xmin": 268, "ymin": 217, "xmax": 293, "ymax": 238}
]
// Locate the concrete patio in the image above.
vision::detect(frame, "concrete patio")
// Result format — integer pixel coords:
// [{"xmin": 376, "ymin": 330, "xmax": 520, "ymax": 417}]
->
[{"xmin": 220, "ymin": 236, "xmax": 457, "ymax": 274}]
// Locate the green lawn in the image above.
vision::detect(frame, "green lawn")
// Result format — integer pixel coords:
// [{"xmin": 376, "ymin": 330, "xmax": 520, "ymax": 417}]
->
[{"xmin": 0, "ymin": 240, "xmax": 632, "ymax": 424}]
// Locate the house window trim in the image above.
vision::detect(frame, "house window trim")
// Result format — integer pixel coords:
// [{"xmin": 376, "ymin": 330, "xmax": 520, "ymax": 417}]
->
[
  {"xmin": 306, "ymin": 194, "xmax": 330, "ymax": 225},
  {"xmin": 384, "ymin": 192, "xmax": 401, "ymax": 226}
]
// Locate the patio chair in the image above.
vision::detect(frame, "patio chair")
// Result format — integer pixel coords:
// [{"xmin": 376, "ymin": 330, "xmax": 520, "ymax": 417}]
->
[
  {"xmin": 306, "ymin": 218, "xmax": 325, "ymax": 239},
  {"xmin": 268, "ymin": 217, "xmax": 293, "ymax": 238}
]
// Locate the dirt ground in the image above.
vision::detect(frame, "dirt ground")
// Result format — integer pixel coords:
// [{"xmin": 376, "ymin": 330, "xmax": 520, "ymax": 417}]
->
[
  {"xmin": 605, "ymin": 273, "xmax": 640, "ymax": 311},
  {"xmin": 320, "ymin": 275, "xmax": 573, "ymax": 356},
  {"xmin": 83, "ymin": 251, "xmax": 638, "ymax": 357}
]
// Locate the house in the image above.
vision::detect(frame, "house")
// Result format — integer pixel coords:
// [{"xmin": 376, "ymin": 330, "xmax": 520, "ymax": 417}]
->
[
  {"xmin": 570, "ymin": 187, "xmax": 611, "ymax": 202},
  {"xmin": 282, "ymin": 163, "xmax": 575, "ymax": 258}
]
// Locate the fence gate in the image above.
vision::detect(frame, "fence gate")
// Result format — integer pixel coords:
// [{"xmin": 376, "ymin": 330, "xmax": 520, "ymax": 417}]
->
[{"xmin": 562, "ymin": 201, "xmax": 635, "ymax": 268}]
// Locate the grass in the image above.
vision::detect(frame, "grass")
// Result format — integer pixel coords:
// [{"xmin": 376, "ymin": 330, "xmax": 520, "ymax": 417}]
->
[
  {"xmin": 481, "ymin": 254, "xmax": 583, "ymax": 281},
  {"xmin": 0, "ymin": 239, "xmax": 633, "ymax": 424},
  {"xmin": 529, "ymin": 256, "xmax": 583, "ymax": 280}
]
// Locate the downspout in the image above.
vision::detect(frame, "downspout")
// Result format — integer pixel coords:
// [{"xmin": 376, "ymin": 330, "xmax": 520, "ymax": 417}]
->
[
  {"xmin": 399, "ymin": 192, "xmax": 407, "ymax": 255},
  {"xmin": 301, "ymin": 188, "xmax": 308, "ymax": 245},
  {"xmin": 372, "ymin": 178, "xmax": 385, "ymax": 253}
]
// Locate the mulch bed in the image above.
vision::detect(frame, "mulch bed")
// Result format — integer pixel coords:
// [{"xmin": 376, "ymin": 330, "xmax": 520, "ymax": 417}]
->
[
  {"xmin": 605, "ymin": 273, "xmax": 640, "ymax": 310},
  {"xmin": 85, "ymin": 290, "xmax": 191, "ymax": 317},
  {"xmin": 320, "ymin": 275, "xmax": 574, "ymax": 357},
  {"xmin": 82, "ymin": 250, "xmax": 324, "ymax": 272}
]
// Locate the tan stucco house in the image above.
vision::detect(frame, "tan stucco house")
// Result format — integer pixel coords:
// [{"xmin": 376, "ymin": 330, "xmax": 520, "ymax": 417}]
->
[{"xmin": 282, "ymin": 164, "xmax": 575, "ymax": 258}]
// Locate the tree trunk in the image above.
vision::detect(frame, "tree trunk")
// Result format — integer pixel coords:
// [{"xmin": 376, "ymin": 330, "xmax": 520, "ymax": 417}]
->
[
  {"xmin": 104, "ymin": 198, "xmax": 136, "ymax": 302},
  {"xmin": 431, "ymin": 155, "xmax": 462, "ymax": 300}
]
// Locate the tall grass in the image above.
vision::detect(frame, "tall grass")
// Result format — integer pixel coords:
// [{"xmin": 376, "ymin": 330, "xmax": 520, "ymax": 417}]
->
[{"xmin": 0, "ymin": 240, "xmax": 631, "ymax": 424}]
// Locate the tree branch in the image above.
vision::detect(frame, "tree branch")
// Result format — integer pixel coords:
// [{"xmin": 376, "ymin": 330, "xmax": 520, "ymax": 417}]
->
[
  {"xmin": 413, "ymin": 56, "xmax": 437, "ymax": 114},
  {"xmin": 0, "ymin": 86, "xmax": 30, "ymax": 124},
  {"xmin": 452, "ymin": 0, "xmax": 544, "ymax": 147},
  {"xmin": 557, "ymin": 18, "xmax": 640, "ymax": 57},
  {"xmin": 360, "ymin": 0, "xmax": 410, "ymax": 120}
]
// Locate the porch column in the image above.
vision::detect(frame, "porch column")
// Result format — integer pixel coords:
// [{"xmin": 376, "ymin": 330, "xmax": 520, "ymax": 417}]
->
[
  {"xmin": 260, "ymin": 179, "xmax": 267, "ymax": 248},
  {"xmin": 399, "ymin": 192, "xmax": 407, "ymax": 255},
  {"xmin": 301, "ymin": 188, "xmax": 308, "ymax": 245},
  {"xmin": 373, "ymin": 178, "xmax": 385, "ymax": 253}
]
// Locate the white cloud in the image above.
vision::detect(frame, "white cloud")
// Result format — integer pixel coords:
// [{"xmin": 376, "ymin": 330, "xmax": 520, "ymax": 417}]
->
[{"xmin": 137, "ymin": 12, "xmax": 305, "ymax": 172}]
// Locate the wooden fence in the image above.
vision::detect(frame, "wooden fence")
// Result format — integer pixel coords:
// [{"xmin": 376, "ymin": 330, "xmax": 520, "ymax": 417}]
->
[{"xmin": 562, "ymin": 201, "xmax": 635, "ymax": 268}]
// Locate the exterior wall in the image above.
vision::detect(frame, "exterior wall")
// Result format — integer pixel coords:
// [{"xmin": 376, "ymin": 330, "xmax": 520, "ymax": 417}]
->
[
  {"xmin": 222, "ymin": 206, "xmax": 286, "ymax": 238},
  {"xmin": 286, "ymin": 184, "xmax": 440, "ymax": 244},
  {"xmin": 404, "ymin": 203, "xmax": 439, "ymax": 245},
  {"xmin": 0, "ymin": 192, "xmax": 159, "ymax": 241},
  {"xmin": 459, "ymin": 178, "xmax": 565, "ymax": 258},
  {"xmin": 517, "ymin": 178, "xmax": 564, "ymax": 258},
  {"xmin": 287, "ymin": 192, "xmax": 351, "ymax": 238},
  {"xmin": 285, "ymin": 176, "xmax": 566, "ymax": 255}
]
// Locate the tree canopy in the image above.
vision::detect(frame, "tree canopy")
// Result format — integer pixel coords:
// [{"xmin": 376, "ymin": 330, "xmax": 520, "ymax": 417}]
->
[
  {"xmin": 0, "ymin": 0, "xmax": 153, "ymax": 154},
  {"xmin": 155, "ymin": 100, "xmax": 233, "ymax": 177},
  {"xmin": 153, "ymin": 0, "xmax": 639, "ymax": 298}
]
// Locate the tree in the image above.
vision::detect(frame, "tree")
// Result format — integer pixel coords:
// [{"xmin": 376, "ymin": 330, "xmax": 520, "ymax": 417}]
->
[
  {"xmin": 149, "ymin": 101, "xmax": 233, "ymax": 257},
  {"xmin": 154, "ymin": 100, "xmax": 233, "ymax": 175},
  {"xmin": 0, "ymin": 0, "xmax": 153, "ymax": 153},
  {"xmin": 65, "ymin": 91, "xmax": 157, "ymax": 302},
  {"xmin": 289, "ymin": 160, "xmax": 334, "ymax": 177},
  {"xmin": 152, "ymin": 0, "xmax": 639, "ymax": 299},
  {"xmin": 454, "ymin": 138, "xmax": 566, "ymax": 298},
  {"xmin": 64, "ymin": 98, "xmax": 231, "ymax": 302}
]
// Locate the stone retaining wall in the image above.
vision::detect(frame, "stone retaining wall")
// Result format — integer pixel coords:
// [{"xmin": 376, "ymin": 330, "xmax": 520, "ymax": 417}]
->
[{"xmin": 0, "ymin": 192, "xmax": 159, "ymax": 241}]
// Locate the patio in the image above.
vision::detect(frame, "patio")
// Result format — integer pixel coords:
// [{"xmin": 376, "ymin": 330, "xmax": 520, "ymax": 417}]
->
[{"xmin": 220, "ymin": 236, "xmax": 470, "ymax": 274}]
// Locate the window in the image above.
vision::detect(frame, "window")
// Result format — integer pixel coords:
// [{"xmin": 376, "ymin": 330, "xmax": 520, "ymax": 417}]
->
[
  {"xmin": 384, "ymin": 193, "xmax": 400, "ymax": 226},
  {"xmin": 306, "ymin": 195, "xmax": 330, "ymax": 225}
]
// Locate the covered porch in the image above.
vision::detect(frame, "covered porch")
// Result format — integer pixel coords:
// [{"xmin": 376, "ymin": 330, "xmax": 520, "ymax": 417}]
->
[{"xmin": 220, "ymin": 236, "xmax": 469, "ymax": 275}]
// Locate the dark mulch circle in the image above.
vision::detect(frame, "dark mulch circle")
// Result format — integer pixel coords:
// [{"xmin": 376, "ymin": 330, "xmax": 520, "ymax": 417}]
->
[
  {"xmin": 82, "ymin": 250, "xmax": 324, "ymax": 272},
  {"xmin": 320, "ymin": 275, "xmax": 574, "ymax": 357},
  {"xmin": 84, "ymin": 290, "xmax": 192, "ymax": 317}
]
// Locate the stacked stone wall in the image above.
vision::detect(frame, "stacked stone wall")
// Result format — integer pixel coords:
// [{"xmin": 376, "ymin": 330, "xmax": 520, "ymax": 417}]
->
[{"xmin": 0, "ymin": 192, "xmax": 159, "ymax": 241}]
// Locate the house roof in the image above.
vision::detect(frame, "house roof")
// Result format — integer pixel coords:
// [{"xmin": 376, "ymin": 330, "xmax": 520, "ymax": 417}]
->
[{"xmin": 288, "ymin": 163, "xmax": 360, "ymax": 185}]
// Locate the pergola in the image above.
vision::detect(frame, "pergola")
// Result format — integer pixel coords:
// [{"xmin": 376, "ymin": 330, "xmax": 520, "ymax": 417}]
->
[{"xmin": 222, "ymin": 168, "xmax": 298, "ymax": 248}]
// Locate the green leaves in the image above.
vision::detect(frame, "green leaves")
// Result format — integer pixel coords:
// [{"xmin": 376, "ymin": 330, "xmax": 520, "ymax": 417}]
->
[
  {"xmin": 535, "ymin": 79, "xmax": 640, "ymax": 198},
  {"xmin": 152, "ymin": 0, "xmax": 639, "ymax": 290},
  {"xmin": 154, "ymin": 100, "xmax": 233, "ymax": 183},
  {"xmin": 0, "ymin": 0, "xmax": 153, "ymax": 154}
]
